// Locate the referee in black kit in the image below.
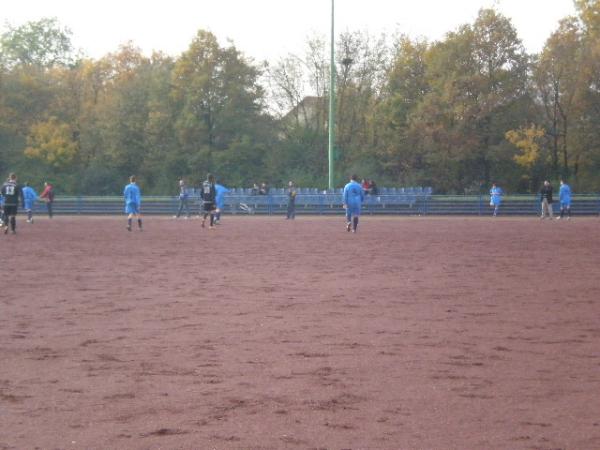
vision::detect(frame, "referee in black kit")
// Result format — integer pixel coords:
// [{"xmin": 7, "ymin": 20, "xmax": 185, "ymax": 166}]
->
[
  {"xmin": 201, "ymin": 173, "xmax": 217, "ymax": 229},
  {"xmin": 1, "ymin": 173, "xmax": 23, "ymax": 235}
]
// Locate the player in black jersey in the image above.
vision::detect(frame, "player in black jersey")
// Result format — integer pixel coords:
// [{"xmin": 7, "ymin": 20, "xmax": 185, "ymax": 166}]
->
[
  {"xmin": 200, "ymin": 174, "xmax": 217, "ymax": 229},
  {"xmin": 1, "ymin": 173, "xmax": 23, "ymax": 235}
]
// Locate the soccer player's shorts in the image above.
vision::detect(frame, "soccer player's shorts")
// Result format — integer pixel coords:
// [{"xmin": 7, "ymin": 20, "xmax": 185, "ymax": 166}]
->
[
  {"xmin": 125, "ymin": 202, "xmax": 140, "ymax": 214},
  {"xmin": 561, "ymin": 201, "xmax": 571, "ymax": 208},
  {"xmin": 346, "ymin": 203, "xmax": 361, "ymax": 219},
  {"xmin": 203, "ymin": 202, "xmax": 216, "ymax": 212},
  {"xmin": 3, "ymin": 205, "xmax": 17, "ymax": 216},
  {"xmin": 24, "ymin": 200, "xmax": 34, "ymax": 210}
]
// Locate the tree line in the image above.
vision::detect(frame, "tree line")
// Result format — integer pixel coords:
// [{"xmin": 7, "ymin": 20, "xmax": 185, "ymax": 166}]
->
[{"xmin": 1, "ymin": 1, "xmax": 600, "ymax": 195}]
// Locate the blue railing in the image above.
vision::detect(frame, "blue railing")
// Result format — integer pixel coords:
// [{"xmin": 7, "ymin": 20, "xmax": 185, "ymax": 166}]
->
[{"xmin": 24, "ymin": 191, "xmax": 600, "ymax": 216}]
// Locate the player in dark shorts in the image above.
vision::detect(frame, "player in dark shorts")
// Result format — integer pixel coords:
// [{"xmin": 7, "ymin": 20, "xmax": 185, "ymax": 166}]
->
[
  {"xmin": 200, "ymin": 174, "xmax": 217, "ymax": 229},
  {"xmin": 1, "ymin": 173, "xmax": 23, "ymax": 235}
]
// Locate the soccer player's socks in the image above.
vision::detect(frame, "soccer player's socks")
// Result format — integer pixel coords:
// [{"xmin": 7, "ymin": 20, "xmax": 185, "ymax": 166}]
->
[
  {"xmin": 353, "ymin": 217, "xmax": 359, "ymax": 231},
  {"xmin": 10, "ymin": 216, "xmax": 16, "ymax": 231},
  {"xmin": 560, "ymin": 209, "xmax": 565, "ymax": 218},
  {"xmin": 138, "ymin": 219, "xmax": 142, "ymax": 229},
  {"xmin": 28, "ymin": 211, "xmax": 32, "ymax": 221},
  {"xmin": 128, "ymin": 218, "xmax": 132, "ymax": 229},
  {"xmin": 210, "ymin": 213, "xmax": 214, "ymax": 226}
]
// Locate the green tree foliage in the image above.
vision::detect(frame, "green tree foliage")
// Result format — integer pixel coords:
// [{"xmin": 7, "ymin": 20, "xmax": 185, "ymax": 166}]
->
[
  {"xmin": 0, "ymin": 18, "xmax": 76, "ymax": 69},
  {"xmin": 534, "ymin": 18, "xmax": 584, "ymax": 179},
  {"xmin": 523, "ymin": 3, "xmax": 600, "ymax": 190},
  {"xmin": 372, "ymin": 36, "xmax": 429, "ymax": 184},
  {"xmin": 265, "ymin": 37, "xmax": 329, "ymax": 185},
  {"xmin": 171, "ymin": 30, "xmax": 269, "ymax": 185},
  {"xmin": 3, "ymin": 8, "xmax": 600, "ymax": 195},
  {"xmin": 409, "ymin": 9, "xmax": 531, "ymax": 192}
]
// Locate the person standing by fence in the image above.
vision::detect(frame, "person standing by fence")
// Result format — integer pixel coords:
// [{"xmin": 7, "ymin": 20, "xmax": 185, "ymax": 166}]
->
[
  {"xmin": 286, "ymin": 181, "xmax": 297, "ymax": 220},
  {"xmin": 39, "ymin": 181, "xmax": 54, "ymax": 218},
  {"xmin": 558, "ymin": 179, "xmax": 572, "ymax": 220},
  {"xmin": 124, "ymin": 175, "xmax": 142, "ymax": 231},
  {"xmin": 540, "ymin": 180, "xmax": 554, "ymax": 220},
  {"xmin": 174, "ymin": 179, "xmax": 191, "ymax": 219},
  {"xmin": 489, "ymin": 183, "xmax": 503, "ymax": 217},
  {"xmin": 343, "ymin": 174, "xmax": 365, "ymax": 233}
]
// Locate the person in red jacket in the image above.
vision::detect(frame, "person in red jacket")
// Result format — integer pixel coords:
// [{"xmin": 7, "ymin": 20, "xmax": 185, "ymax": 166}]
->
[{"xmin": 39, "ymin": 181, "xmax": 55, "ymax": 218}]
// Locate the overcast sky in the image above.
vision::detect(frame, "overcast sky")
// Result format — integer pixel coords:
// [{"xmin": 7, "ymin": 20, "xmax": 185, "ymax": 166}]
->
[{"xmin": 1, "ymin": 0, "xmax": 577, "ymax": 62}]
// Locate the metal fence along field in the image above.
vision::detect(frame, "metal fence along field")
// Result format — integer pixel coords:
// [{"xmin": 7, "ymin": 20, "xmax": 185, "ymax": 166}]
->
[{"xmin": 27, "ymin": 191, "xmax": 600, "ymax": 216}]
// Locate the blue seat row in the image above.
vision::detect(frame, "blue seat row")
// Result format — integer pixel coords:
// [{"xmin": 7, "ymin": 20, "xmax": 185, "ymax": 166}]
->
[{"xmin": 216, "ymin": 186, "xmax": 433, "ymax": 196}]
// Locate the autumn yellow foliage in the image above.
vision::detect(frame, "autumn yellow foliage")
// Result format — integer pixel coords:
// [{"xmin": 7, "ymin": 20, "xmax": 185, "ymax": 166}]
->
[
  {"xmin": 505, "ymin": 125, "xmax": 545, "ymax": 168},
  {"xmin": 24, "ymin": 117, "xmax": 79, "ymax": 167}
]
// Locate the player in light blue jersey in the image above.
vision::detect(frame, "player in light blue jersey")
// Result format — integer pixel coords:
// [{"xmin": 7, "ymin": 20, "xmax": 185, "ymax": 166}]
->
[
  {"xmin": 124, "ymin": 175, "xmax": 142, "ymax": 231},
  {"xmin": 342, "ymin": 174, "xmax": 365, "ymax": 233},
  {"xmin": 22, "ymin": 183, "xmax": 39, "ymax": 223},
  {"xmin": 214, "ymin": 182, "xmax": 229, "ymax": 225},
  {"xmin": 0, "ymin": 191, "xmax": 4, "ymax": 227},
  {"xmin": 558, "ymin": 179, "xmax": 572, "ymax": 220},
  {"xmin": 489, "ymin": 183, "xmax": 503, "ymax": 217}
]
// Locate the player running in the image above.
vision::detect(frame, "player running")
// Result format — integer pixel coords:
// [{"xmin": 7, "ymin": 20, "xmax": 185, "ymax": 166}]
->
[
  {"xmin": 22, "ymin": 182, "xmax": 39, "ymax": 223},
  {"xmin": 558, "ymin": 179, "xmax": 572, "ymax": 220},
  {"xmin": 489, "ymin": 183, "xmax": 503, "ymax": 217},
  {"xmin": 200, "ymin": 174, "xmax": 217, "ymax": 229},
  {"xmin": 1, "ymin": 173, "xmax": 23, "ymax": 235},
  {"xmin": 124, "ymin": 175, "xmax": 143, "ymax": 231},
  {"xmin": 214, "ymin": 181, "xmax": 229, "ymax": 225},
  {"xmin": 0, "ymin": 191, "xmax": 4, "ymax": 228},
  {"xmin": 343, "ymin": 174, "xmax": 365, "ymax": 233}
]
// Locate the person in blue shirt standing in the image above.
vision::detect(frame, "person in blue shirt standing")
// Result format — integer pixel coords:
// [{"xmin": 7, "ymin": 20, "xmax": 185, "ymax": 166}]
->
[
  {"xmin": 22, "ymin": 182, "xmax": 39, "ymax": 223},
  {"xmin": 489, "ymin": 183, "xmax": 503, "ymax": 217},
  {"xmin": 558, "ymin": 179, "xmax": 572, "ymax": 220},
  {"xmin": 214, "ymin": 182, "xmax": 229, "ymax": 225},
  {"xmin": 124, "ymin": 175, "xmax": 142, "ymax": 231},
  {"xmin": 0, "ymin": 191, "xmax": 4, "ymax": 228},
  {"xmin": 342, "ymin": 174, "xmax": 365, "ymax": 233}
]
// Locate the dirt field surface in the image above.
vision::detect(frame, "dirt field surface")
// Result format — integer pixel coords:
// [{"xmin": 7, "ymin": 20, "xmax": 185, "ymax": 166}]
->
[{"xmin": 1, "ymin": 215, "xmax": 600, "ymax": 450}]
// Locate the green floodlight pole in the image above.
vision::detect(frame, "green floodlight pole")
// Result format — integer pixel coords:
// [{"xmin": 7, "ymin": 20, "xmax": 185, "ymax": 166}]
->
[{"xmin": 328, "ymin": 0, "xmax": 335, "ymax": 190}]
